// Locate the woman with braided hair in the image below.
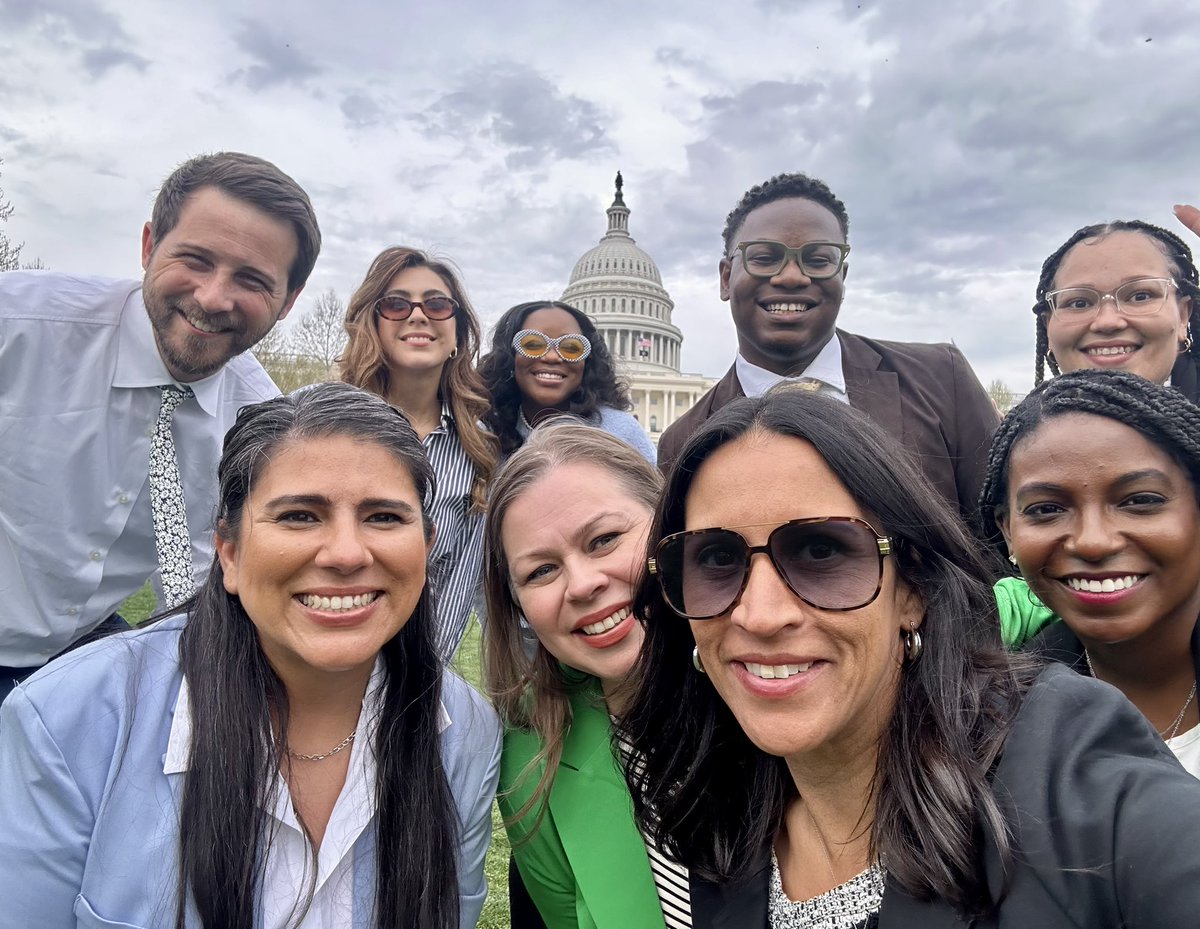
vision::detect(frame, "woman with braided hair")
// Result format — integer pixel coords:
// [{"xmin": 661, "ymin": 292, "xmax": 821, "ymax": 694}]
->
[
  {"xmin": 980, "ymin": 369, "xmax": 1200, "ymax": 776},
  {"xmin": 1031, "ymin": 212, "xmax": 1199, "ymax": 399}
]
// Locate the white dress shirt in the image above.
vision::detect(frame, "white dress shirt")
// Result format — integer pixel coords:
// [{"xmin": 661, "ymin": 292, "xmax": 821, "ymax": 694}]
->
[
  {"xmin": 163, "ymin": 660, "xmax": 454, "ymax": 929},
  {"xmin": 0, "ymin": 272, "xmax": 278, "ymax": 665},
  {"xmin": 733, "ymin": 332, "xmax": 850, "ymax": 402}
]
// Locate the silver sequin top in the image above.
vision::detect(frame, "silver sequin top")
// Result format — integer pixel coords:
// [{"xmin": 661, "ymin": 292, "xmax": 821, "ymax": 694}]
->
[{"xmin": 768, "ymin": 851, "xmax": 885, "ymax": 929}]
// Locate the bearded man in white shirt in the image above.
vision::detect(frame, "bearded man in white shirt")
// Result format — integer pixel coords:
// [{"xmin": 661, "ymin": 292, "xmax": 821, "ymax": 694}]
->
[{"xmin": 0, "ymin": 152, "xmax": 320, "ymax": 699}]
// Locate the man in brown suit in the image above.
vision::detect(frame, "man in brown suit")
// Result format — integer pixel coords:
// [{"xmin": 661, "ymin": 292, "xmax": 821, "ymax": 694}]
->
[{"xmin": 658, "ymin": 173, "xmax": 999, "ymax": 519}]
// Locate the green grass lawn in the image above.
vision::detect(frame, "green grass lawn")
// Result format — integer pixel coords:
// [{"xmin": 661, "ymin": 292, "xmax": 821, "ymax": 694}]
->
[{"xmin": 120, "ymin": 587, "xmax": 512, "ymax": 928}]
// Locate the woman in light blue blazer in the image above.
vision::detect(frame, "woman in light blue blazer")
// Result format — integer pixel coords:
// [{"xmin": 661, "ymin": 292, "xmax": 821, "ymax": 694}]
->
[{"xmin": 0, "ymin": 384, "xmax": 501, "ymax": 929}]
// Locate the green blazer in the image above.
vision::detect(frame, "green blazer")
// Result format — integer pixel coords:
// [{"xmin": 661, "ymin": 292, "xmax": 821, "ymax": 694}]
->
[{"xmin": 499, "ymin": 677, "xmax": 666, "ymax": 929}]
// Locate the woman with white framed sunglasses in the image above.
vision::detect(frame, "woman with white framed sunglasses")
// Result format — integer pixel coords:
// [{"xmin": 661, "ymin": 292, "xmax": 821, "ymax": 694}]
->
[
  {"xmin": 619, "ymin": 387, "xmax": 1200, "ymax": 928},
  {"xmin": 479, "ymin": 300, "xmax": 656, "ymax": 463}
]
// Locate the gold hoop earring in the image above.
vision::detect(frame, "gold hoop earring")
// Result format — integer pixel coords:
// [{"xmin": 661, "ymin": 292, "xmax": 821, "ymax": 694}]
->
[
  {"xmin": 903, "ymin": 625, "xmax": 923, "ymax": 663},
  {"xmin": 692, "ymin": 646, "xmax": 706, "ymax": 674},
  {"xmin": 449, "ymin": 347, "xmax": 459, "ymax": 359}
]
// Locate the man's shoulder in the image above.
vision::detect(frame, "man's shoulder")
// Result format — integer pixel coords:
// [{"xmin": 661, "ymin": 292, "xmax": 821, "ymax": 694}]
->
[
  {"xmin": 839, "ymin": 330, "xmax": 966, "ymax": 367},
  {"xmin": 0, "ymin": 272, "xmax": 140, "ymax": 324},
  {"xmin": 217, "ymin": 351, "xmax": 282, "ymax": 404},
  {"xmin": 659, "ymin": 367, "xmax": 737, "ymax": 454}
]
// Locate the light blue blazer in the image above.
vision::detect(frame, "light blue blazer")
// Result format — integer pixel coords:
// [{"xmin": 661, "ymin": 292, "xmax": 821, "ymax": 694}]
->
[{"xmin": 0, "ymin": 615, "xmax": 501, "ymax": 929}]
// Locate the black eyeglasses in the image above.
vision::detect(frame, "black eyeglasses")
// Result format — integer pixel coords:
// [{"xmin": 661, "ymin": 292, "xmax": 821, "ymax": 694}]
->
[
  {"xmin": 648, "ymin": 516, "xmax": 892, "ymax": 619},
  {"xmin": 731, "ymin": 240, "xmax": 851, "ymax": 280},
  {"xmin": 374, "ymin": 295, "xmax": 459, "ymax": 321}
]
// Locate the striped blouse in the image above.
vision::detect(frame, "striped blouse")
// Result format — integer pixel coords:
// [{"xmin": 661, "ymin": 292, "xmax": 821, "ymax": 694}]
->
[{"xmin": 422, "ymin": 406, "xmax": 485, "ymax": 660}]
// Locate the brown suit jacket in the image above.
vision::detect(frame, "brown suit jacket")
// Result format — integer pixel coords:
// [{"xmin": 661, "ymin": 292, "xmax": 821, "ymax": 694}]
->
[{"xmin": 657, "ymin": 331, "xmax": 1000, "ymax": 520}]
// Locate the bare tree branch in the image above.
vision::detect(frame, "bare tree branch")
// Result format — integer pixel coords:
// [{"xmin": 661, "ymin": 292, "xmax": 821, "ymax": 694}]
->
[{"xmin": 291, "ymin": 288, "xmax": 348, "ymax": 370}]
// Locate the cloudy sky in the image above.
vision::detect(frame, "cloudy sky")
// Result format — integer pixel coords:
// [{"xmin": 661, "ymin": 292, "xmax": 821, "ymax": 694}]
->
[{"xmin": 1, "ymin": 0, "xmax": 1196, "ymax": 392}]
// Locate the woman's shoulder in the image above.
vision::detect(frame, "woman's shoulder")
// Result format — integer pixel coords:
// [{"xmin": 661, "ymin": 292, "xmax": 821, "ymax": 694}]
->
[
  {"xmin": 439, "ymin": 670, "xmax": 501, "ymax": 757},
  {"xmin": 594, "ymin": 405, "xmax": 657, "ymax": 462},
  {"xmin": 13, "ymin": 615, "xmax": 186, "ymax": 723},
  {"xmin": 1003, "ymin": 663, "xmax": 1186, "ymax": 781}
]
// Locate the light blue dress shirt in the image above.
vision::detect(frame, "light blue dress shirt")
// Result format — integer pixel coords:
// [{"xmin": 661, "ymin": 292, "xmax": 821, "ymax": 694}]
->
[
  {"xmin": 0, "ymin": 615, "xmax": 502, "ymax": 928},
  {"xmin": 0, "ymin": 272, "xmax": 280, "ymax": 665}
]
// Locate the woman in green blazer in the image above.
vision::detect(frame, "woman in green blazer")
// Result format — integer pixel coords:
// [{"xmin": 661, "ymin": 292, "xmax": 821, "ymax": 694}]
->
[{"xmin": 482, "ymin": 421, "xmax": 687, "ymax": 929}]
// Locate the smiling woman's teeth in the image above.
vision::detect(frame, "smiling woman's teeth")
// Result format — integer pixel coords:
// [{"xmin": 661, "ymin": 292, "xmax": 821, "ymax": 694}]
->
[
  {"xmin": 1085, "ymin": 346, "xmax": 1135, "ymax": 356},
  {"xmin": 745, "ymin": 661, "xmax": 812, "ymax": 679},
  {"xmin": 581, "ymin": 607, "xmax": 629, "ymax": 635},
  {"xmin": 1066, "ymin": 575, "xmax": 1142, "ymax": 593},
  {"xmin": 299, "ymin": 592, "xmax": 379, "ymax": 611}
]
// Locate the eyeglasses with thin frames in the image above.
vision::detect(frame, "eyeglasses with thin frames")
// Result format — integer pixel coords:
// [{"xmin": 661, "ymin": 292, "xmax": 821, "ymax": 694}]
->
[
  {"xmin": 1044, "ymin": 278, "xmax": 1178, "ymax": 321},
  {"xmin": 648, "ymin": 516, "xmax": 892, "ymax": 620}
]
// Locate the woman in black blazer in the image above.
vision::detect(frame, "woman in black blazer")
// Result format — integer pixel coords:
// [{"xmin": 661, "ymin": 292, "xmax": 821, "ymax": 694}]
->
[{"xmin": 619, "ymin": 387, "xmax": 1200, "ymax": 928}]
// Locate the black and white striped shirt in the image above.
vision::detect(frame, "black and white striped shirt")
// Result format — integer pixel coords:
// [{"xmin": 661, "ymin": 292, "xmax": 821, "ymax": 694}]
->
[
  {"xmin": 617, "ymin": 734, "xmax": 694, "ymax": 928},
  {"xmin": 423, "ymin": 406, "xmax": 485, "ymax": 660}
]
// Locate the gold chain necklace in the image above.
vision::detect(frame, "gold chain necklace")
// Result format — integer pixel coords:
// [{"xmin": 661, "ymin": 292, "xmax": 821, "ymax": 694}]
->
[
  {"xmin": 1085, "ymin": 651, "xmax": 1197, "ymax": 740},
  {"xmin": 286, "ymin": 728, "xmax": 357, "ymax": 762}
]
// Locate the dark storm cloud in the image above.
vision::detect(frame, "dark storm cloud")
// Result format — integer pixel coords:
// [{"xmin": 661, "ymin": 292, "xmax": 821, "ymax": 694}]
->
[
  {"xmin": 229, "ymin": 20, "xmax": 322, "ymax": 90},
  {"xmin": 418, "ymin": 63, "xmax": 613, "ymax": 170},
  {"xmin": 82, "ymin": 46, "xmax": 149, "ymax": 78},
  {"xmin": 340, "ymin": 92, "xmax": 387, "ymax": 130},
  {"xmin": 0, "ymin": 0, "xmax": 145, "ymax": 78}
]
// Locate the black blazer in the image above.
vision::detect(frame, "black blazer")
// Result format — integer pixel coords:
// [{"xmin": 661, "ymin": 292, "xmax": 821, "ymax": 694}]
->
[
  {"xmin": 689, "ymin": 664, "xmax": 1200, "ymax": 928},
  {"xmin": 657, "ymin": 331, "xmax": 1000, "ymax": 521}
]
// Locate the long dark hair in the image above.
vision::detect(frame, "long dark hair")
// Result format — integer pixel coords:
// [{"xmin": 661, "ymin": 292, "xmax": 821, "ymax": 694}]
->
[
  {"xmin": 618, "ymin": 389, "xmax": 1036, "ymax": 915},
  {"xmin": 478, "ymin": 300, "xmax": 632, "ymax": 454},
  {"xmin": 979, "ymin": 369, "xmax": 1200, "ymax": 557},
  {"xmin": 170, "ymin": 383, "xmax": 459, "ymax": 929},
  {"xmin": 1032, "ymin": 220, "xmax": 1200, "ymax": 386},
  {"xmin": 340, "ymin": 246, "xmax": 499, "ymax": 509}
]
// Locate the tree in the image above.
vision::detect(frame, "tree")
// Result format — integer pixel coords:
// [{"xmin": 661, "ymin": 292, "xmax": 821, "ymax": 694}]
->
[
  {"xmin": 0, "ymin": 159, "xmax": 24, "ymax": 272},
  {"xmin": 291, "ymin": 288, "xmax": 348, "ymax": 370},
  {"xmin": 251, "ymin": 325, "xmax": 330, "ymax": 394},
  {"xmin": 986, "ymin": 378, "xmax": 1017, "ymax": 413}
]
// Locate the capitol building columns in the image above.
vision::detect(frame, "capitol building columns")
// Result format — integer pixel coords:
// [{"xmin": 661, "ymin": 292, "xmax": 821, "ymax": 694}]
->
[{"xmin": 560, "ymin": 173, "xmax": 714, "ymax": 447}]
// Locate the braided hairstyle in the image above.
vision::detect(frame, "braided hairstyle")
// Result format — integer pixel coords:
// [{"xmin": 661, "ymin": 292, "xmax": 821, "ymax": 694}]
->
[
  {"xmin": 721, "ymin": 172, "xmax": 850, "ymax": 254},
  {"xmin": 1031, "ymin": 220, "xmax": 1200, "ymax": 386},
  {"xmin": 979, "ymin": 369, "xmax": 1200, "ymax": 559}
]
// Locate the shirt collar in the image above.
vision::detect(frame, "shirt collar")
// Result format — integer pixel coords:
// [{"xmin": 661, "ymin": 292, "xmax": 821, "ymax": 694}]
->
[
  {"xmin": 163, "ymin": 657, "xmax": 452, "ymax": 775},
  {"xmin": 111, "ymin": 288, "xmax": 228, "ymax": 417},
  {"xmin": 735, "ymin": 332, "xmax": 846, "ymax": 398}
]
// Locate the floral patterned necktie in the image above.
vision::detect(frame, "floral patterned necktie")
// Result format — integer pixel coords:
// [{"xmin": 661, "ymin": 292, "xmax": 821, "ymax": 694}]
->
[{"xmin": 151, "ymin": 385, "xmax": 196, "ymax": 609}]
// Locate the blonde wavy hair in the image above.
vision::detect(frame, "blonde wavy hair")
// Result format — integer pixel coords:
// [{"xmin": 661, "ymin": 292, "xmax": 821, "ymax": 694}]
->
[
  {"xmin": 340, "ymin": 246, "xmax": 498, "ymax": 508},
  {"xmin": 482, "ymin": 420, "xmax": 662, "ymax": 829}
]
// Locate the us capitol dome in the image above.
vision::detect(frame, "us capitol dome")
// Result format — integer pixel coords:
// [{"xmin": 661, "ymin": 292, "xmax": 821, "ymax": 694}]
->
[{"xmin": 560, "ymin": 173, "xmax": 714, "ymax": 445}]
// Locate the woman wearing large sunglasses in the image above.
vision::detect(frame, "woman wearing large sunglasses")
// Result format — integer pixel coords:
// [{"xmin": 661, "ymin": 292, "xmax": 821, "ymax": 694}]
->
[
  {"xmin": 479, "ymin": 300, "xmax": 656, "ymax": 462},
  {"xmin": 619, "ymin": 387, "xmax": 1200, "ymax": 928},
  {"xmin": 341, "ymin": 247, "xmax": 499, "ymax": 659},
  {"xmin": 482, "ymin": 422, "xmax": 687, "ymax": 928}
]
